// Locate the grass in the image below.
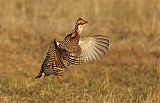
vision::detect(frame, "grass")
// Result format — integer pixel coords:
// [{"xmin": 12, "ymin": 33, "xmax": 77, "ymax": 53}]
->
[{"xmin": 0, "ymin": 0, "xmax": 160, "ymax": 102}]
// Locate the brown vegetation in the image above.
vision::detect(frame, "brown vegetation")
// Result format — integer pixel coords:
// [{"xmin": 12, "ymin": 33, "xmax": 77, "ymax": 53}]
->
[{"xmin": 0, "ymin": 0, "xmax": 160, "ymax": 102}]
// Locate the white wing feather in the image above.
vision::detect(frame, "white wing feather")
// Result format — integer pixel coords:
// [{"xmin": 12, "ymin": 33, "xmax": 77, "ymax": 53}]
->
[{"xmin": 79, "ymin": 35, "xmax": 109, "ymax": 63}]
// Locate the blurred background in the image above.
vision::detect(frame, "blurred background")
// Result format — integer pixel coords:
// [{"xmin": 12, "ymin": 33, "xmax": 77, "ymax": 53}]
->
[{"xmin": 0, "ymin": 0, "xmax": 160, "ymax": 102}]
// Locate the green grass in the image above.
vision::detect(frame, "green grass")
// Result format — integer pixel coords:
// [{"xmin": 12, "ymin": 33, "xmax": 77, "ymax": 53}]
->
[{"xmin": 0, "ymin": 0, "xmax": 160, "ymax": 102}]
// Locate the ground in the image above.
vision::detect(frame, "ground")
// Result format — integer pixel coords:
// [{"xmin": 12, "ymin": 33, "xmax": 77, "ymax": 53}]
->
[{"xmin": 0, "ymin": 0, "xmax": 160, "ymax": 103}]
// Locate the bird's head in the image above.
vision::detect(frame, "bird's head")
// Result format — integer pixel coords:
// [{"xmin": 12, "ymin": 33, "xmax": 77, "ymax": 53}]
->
[{"xmin": 75, "ymin": 18, "xmax": 88, "ymax": 34}]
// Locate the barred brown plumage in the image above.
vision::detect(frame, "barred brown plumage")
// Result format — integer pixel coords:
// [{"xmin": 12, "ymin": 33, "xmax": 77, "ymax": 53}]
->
[
  {"xmin": 35, "ymin": 18, "xmax": 110, "ymax": 80},
  {"xmin": 35, "ymin": 39, "xmax": 80, "ymax": 79}
]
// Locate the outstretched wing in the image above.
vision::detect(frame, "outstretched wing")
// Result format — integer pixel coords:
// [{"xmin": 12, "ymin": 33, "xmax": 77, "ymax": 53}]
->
[
  {"xmin": 78, "ymin": 35, "xmax": 109, "ymax": 63},
  {"xmin": 35, "ymin": 40, "xmax": 66, "ymax": 78},
  {"xmin": 35, "ymin": 39, "xmax": 82, "ymax": 79}
]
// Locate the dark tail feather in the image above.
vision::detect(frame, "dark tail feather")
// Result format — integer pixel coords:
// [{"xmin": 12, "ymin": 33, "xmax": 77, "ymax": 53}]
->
[{"xmin": 35, "ymin": 70, "xmax": 43, "ymax": 79}]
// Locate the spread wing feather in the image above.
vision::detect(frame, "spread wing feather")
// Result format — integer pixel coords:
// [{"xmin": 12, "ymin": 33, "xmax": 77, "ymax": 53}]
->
[
  {"xmin": 79, "ymin": 35, "xmax": 109, "ymax": 63},
  {"xmin": 35, "ymin": 39, "xmax": 81, "ymax": 79}
]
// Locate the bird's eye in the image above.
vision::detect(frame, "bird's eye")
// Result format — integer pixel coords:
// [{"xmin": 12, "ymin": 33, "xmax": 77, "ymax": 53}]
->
[{"xmin": 79, "ymin": 23, "xmax": 83, "ymax": 25}]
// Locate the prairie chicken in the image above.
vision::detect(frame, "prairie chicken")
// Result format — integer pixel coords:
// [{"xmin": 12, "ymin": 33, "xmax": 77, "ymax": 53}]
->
[{"xmin": 35, "ymin": 18, "xmax": 110, "ymax": 79}]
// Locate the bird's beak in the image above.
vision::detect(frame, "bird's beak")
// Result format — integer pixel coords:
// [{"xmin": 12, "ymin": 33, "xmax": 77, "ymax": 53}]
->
[{"xmin": 85, "ymin": 21, "xmax": 88, "ymax": 24}]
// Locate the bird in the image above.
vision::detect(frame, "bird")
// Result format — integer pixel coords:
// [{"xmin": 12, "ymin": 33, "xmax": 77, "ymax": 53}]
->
[{"xmin": 35, "ymin": 18, "xmax": 110, "ymax": 80}]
